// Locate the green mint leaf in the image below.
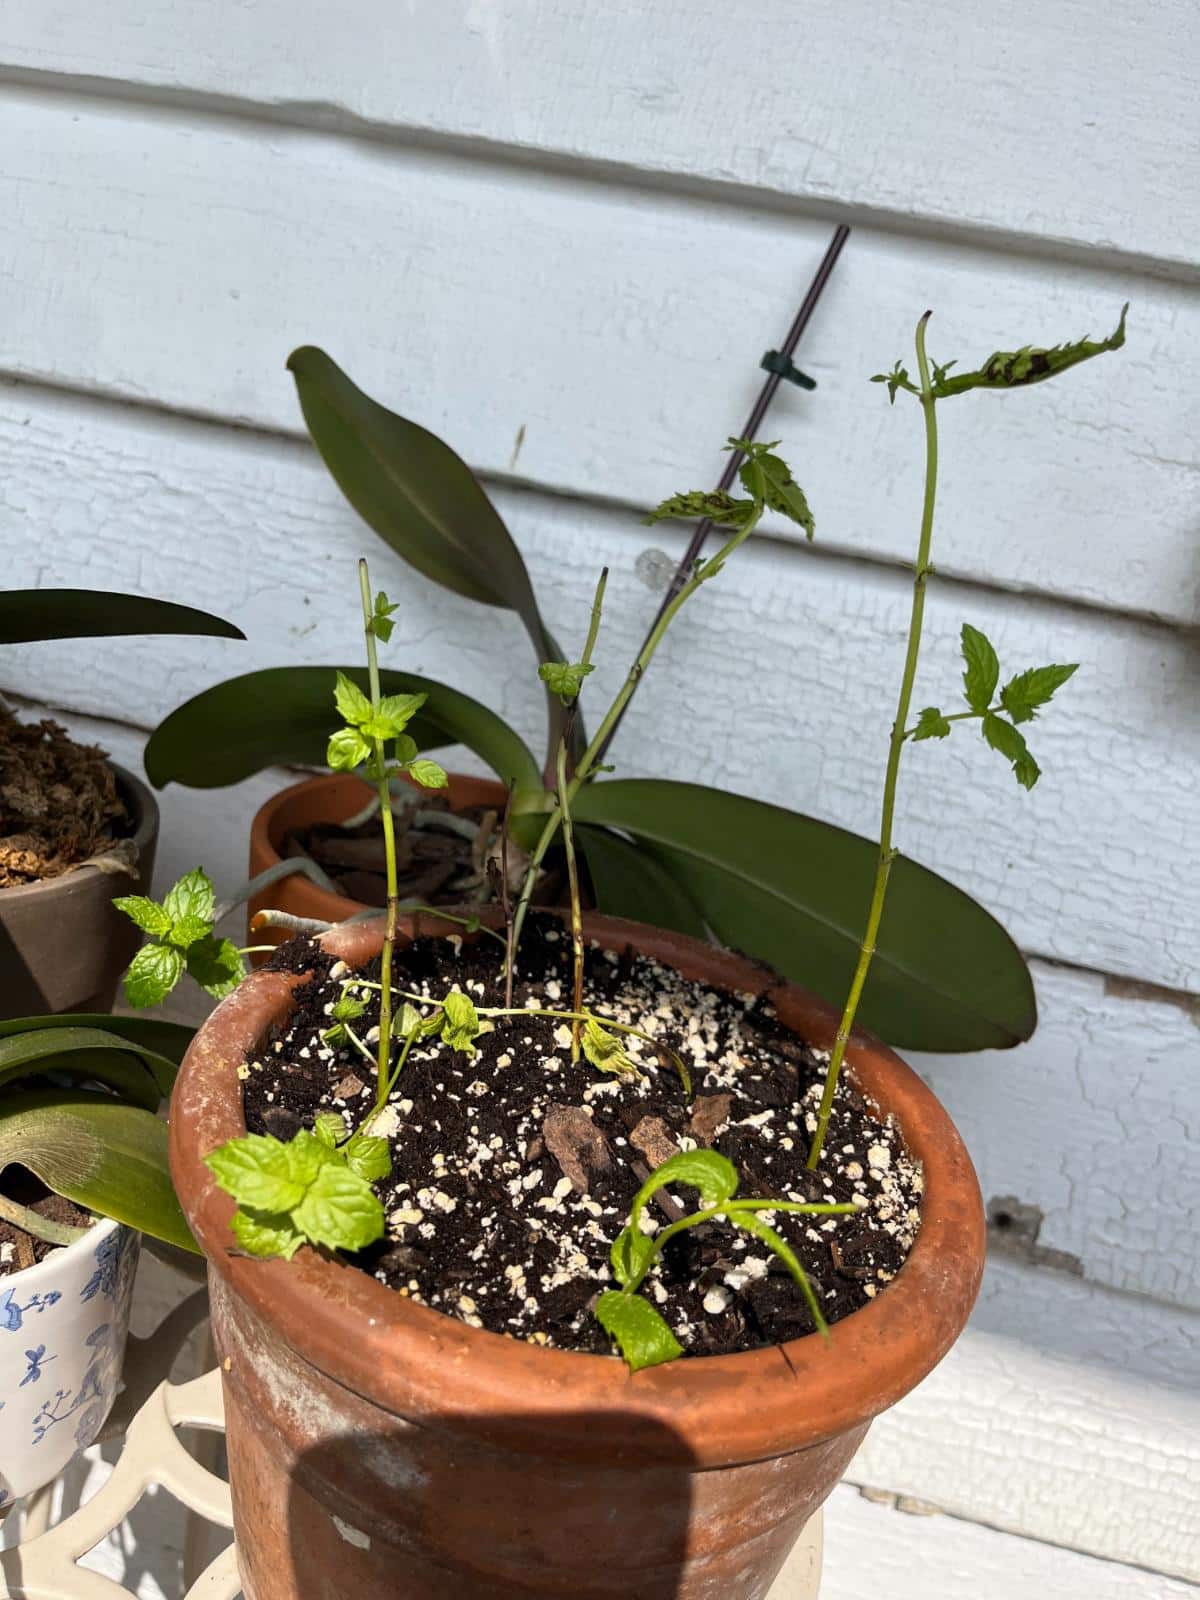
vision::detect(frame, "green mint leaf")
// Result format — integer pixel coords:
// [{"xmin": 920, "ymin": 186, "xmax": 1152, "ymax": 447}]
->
[
  {"xmin": 999, "ymin": 663, "xmax": 1079, "ymax": 724},
  {"xmin": 363, "ymin": 691, "xmax": 427, "ymax": 743},
  {"xmin": 961, "ymin": 623, "xmax": 1000, "ymax": 713},
  {"xmin": 112, "ymin": 894, "xmax": 172, "ymax": 938},
  {"xmin": 729, "ymin": 1211, "xmax": 828, "ymax": 1336},
  {"xmin": 408, "ymin": 759, "xmax": 449, "ymax": 790},
  {"xmin": 982, "ymin": 713, "xmax": 1041, "ymax": 789},
  {"xmin": 231, "ymin": 1208, "xmax": 305, "ymax": 1260},
  {"xmin": 646, "ymin": 489, "xmax": 756, "ymax": 528},
  {"xmin": 581, "ymin": 1017, "xmax": 638, "ymax": 1078},
  {"xmin": 168, "ymin": 912, "xmax": 214, "ymax": 950},
  {"xmin": 393, "ymin": 1002, "xmax": 423, "ymax": 1039},
  {"xmin": 870, "ymin": 360, "xmax": 915, "ymax": 404},
  {"xmin": 912, "ymin": 706, "xmax": 952, "ymax": 740},
  {"xmin": 292, "ymin": 1161, "xmax": 385, "ymax": 1252},
  {"xmin": 629, "ymin": 1149, "xmax": 738, "ymax": 1235},
  {"xmin": 282, "ymin": 1128, "xmax": 338, "ymax": 1186},
  {"xmin": 393, "ymin": 733, "xmax": 418, "ymax": 765},
  {"xmin": 538, "ymin": 661, "xmax": 595, "ymax": 702},
  {"xmin": 326, "ymin": 726, "xmax": 371, "ymax": 773},
  {"xmin": 185, "ymin": 936, "xmax": 245, "ymax": 999},
  {"xmin": 368, "ymin": 591, "xmax": 399, "ymax": 642},
  {"xmin": 610, "ymin": 1224, "xmax": 656, "ymax": 1289},
  {"xmin": 440, "ymin": 990, "xmax": 482, "ymax": 1056},
  {"xmin": 312, "ymin": 1112, "xmax": 347, "ymax": 1148},
  {"xmin": 737, "ymin": 447, "xmax": 814, "ymax": 539},
  {"xmin": 595, "ymin": 1290, "xmax": 683, "ymax": 1371},
  {"xmin": 342, "ymin": 1131, "xmax": 392, "ymax": 1183},
  {"xmin": 123, "ymin": 942, "xmax": 185, "ymax": 1008},
  {"xmin": 205, "ymin": 1134, "xmax": 308, "ymax": 1213},
  {"xmin": 332, "ymin": 993, "xmax": 368, "ymax": 1024},
  {"xmin": 334, "ymin": 671, "xmax": 373, "ymax": 728},
  {"xmin": 162, "ymin": 868, "xmax": 215, "ymax": 928},
  {"xmin": 931, "ymin": 304, "xmax": 1127, "ymax": 397}
]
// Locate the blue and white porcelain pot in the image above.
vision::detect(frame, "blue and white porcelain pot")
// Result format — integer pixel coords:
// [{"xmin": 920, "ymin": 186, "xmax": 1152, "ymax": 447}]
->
[{"xmin": 0, "ymin": 1219, "xmax": 139, "ymax": 1507}]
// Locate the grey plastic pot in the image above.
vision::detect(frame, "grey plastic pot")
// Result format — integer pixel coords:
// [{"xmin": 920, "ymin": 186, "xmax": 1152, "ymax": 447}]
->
[{"xmin": 0, "ymin": 763, "xmax": 159, "ymax": 1017}]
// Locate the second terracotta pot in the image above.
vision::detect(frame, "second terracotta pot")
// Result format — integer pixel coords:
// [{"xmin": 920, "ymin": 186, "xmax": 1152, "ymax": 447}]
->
[
  {"xmin": 246, "ymin": 771, "xmax": 512, "ymax": 957},
  {"xmin": 170, "ymin": 913, "xmax": 985, "ymax": 1600}
]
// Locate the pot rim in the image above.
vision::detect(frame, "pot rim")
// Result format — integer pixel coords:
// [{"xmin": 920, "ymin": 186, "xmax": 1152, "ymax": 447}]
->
[
  {"xmin": 0, "ymin": 762, "xmax": 158, "ymax": 905},
  {"xmin": 170, "ymin": 912, "xmax": 985, "ymax": 1469},
  {"xmin": 0, "ymin": 1213, "xmax": 123, "ymax": 1293}
]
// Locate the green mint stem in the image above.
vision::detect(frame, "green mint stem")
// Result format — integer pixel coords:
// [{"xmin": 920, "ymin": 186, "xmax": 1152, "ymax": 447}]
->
[
  {"xmin": 358, "ymin": 558, "xmax": 400, "ymax": 1115},
  {"xmin": 621, "ymin": 1198, "xmax": 856, "ymax": 1298},
  {"xmin": 556, "ymin": 739, "xmax": 585, "ymax": 1062},
  {"xmin": 0, "ymin": 1192, "xmax": 89, "ymax": 1248},
  {"xmin": 508, "ymin": 512, "xmax": 764, "ymax": 966},
  {"xmin": 808, "ymin": 312, "xmax": 939, "ymax": 1171}
]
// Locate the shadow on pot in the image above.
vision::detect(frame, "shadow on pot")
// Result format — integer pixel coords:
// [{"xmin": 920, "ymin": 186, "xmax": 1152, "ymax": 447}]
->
[{"xmin": 246, "ymin": 1410, "xmax": 817, "ymax": 1600}]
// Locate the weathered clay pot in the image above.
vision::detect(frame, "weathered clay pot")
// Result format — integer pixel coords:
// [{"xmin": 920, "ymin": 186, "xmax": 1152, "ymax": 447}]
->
[
  {"xmin": 170, "ymin": 914, "xmax": 985, "ymax": 1600},
  {"xmin": 0, "ymin": 764, "xmax": 158, "ymax": 1018},
  {"xmin": 247, "ymin": 772, "xmax": 512, "ymax": 958}
]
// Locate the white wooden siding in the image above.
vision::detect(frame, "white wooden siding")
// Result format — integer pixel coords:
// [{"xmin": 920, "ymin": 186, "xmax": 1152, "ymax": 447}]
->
[{"xmin": 1, "ymin": 5, "xmax": 1196, "ymax": 1590}]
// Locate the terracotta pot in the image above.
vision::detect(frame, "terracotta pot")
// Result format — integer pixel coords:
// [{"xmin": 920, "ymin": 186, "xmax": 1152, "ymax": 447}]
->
[
  {"xmin": 0, "ymin": 764, "xmax": 158, "ymax": 1018},
  {"xmin": 247, "ymin": 772, "xmax": 513, "ymax": 959},
  {"xmin": 170, "ymin": 914, "xmax": 985, "ymax": 1600}
]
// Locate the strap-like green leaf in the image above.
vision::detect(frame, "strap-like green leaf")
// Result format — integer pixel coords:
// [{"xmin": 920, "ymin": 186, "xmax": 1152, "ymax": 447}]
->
[
  {"xmin": 145, "ymin": 666, "xmax": 541, "ymax": 797},
  {"xmin": 286, "ymin": 347, "xmax": 580, "ymax": 765},
  {"xmin": 0, "ymin": 1091, "xmax": 197, "ymax": 1252},
  {"xmin": 576, "ymin": 823, "xmax": 708, "ymax": 940},
  {"xmin": 0, "ymin": 1014, "xmax": 194, "ymax": 1062},
  {"xmin": 574, "ymin": 780, "xmax": 1035, "ymax": 1052},
  {"xmin": 0, "ymin": 1026, "xmax": 179, "ymax": 1107},
  {"xmin": 0, "ymin": 590, "xmax": 243, "ymax": 644}
]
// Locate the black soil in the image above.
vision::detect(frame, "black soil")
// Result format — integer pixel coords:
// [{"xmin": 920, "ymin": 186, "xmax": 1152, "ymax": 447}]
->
[
  {"xmin": 247, "ymin": 916, "xmax": 922, "ymax": 1359},
  {"xmin": 0, "ymin": 1173, "xmax": 92, "ymax": 1277}
]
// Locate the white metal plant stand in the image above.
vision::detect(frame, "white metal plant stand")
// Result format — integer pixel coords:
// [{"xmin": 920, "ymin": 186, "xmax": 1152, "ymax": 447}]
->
[{"xmin": 1, "ymin": 1295, "xmax": 823, "ymax": 1599}]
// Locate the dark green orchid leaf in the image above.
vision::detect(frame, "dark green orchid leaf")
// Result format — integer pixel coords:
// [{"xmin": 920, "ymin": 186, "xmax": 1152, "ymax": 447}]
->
[
  {"xmin": 574, "ymin": 780, "xmax": 1035, "ymax": 1052},
  {"xmin": 287, "ymin": 347, "xmax": 580, "ymax": 766},
  {"xmin": 0, "ymin": 1091, "xmax": 197, "ymax": 1252},
  {"xmin": 576, "ymin": 824, "xmax": 708, "ymax": 941},
  {"xmin": 0, "ymin": 590, "xmax": 243, "ymax": 645},
  {"xmin": 144, "ymin": 666, "xmax": 541, "ymax": 798},
  {"xmin": 0, "ymin": 1025, "xmax": 180, "ymax": 1108},
  {"xmin": 0, "ymin": 1013, "xmax": 193, "ymax": 1061}
]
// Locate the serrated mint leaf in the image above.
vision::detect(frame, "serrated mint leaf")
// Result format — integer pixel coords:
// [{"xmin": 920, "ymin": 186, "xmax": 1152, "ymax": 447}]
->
[
  {"xmin": 112, "ymin": 894, "xmax": 172, "ymax": 938},
  {"xmin": 292, "ymin": 1162, "xmax": 385, "ymax": 1252},
  {"xmin": 326, "ymin": 726, "xmax": 371, "ymax": 773},
  {"xmin": 393, "ymin": 733, "xmax": 418, "ymax": 765},
  {"xmin": 632, "ymin": 1149, "xmax": 738, "ymax": 1229},
  {"xmin": 931, "ymin": 305, "xmax": 1127, "ymax": 397},
  {"xmin": 368, "ymin": 591, "xmax": 399, "ymax": 642},
  {"xmin": 123, "ymin": 942, "xmax": 185, "ymax": 1009},
  {"xmin": 1000, "ymin": 662, "xmax": 1079, "ymax": 724},
  {"xmin": 408, "ymin": 759, "xmax": 448, "ymax": 790},
  {"xmin": 538, "ymin": 661, "xmax": 595, "ymax": 702},
  {"xmin": 870, "ymin": 360, "xmax": 915, "ymax": 404},
  {"xmin": 343, "ymin": 1131, "xmax": 392, "ymax": 1183},
  {"xmin": 961, "ymin": 623, "xmax": 1000, "ymax": 713},
  {"xmin": 738, "ymin": 449, "xmax": 814, "ymax": 539},
  {"xmin": 231, "ymin": 1208, "xmax": 305, "ymax": 1260},
  {"xmin": 912, "ymin": 706, "xmax": 952, "ymax": 740},
  {"xmin": 169, "ymin": 912, "xmax": 213, "ymax": 950},
  {"xmin": 206, "ymin": 1134, "xmax": 307, "ymax": 1212},
  {"xmin": 646, "ymin": 489, "xmax": 755, "ymax": 528},
  {"xmin": 312, "ymin": 1112, "xmax": 347, "ymax": 1148},
  {"xmin": 185, "ymin": 936, "xmax": 245, "ymax": 999},
  {"xmin": 162, "ymin": 868, "xmax": 215, "ymax": 928},
  {"xmin": 595, "ymin": 1291, "xmax": 683, "ymax": 1371},
  {"xmin": 581, "ymin": 1017, "xmax": 637, "ymax": 1078},
  {"xmin": 376, "ymin": 691, "xmax": 426, "ymax": 734},
  {"xmin": 334, "ymin": 671, "xmax": 372, "ymax": 727},
  {"xmin": 441, "ymin": 990, "xmax": 482, "ymax": 1056},
  {"xmin": 982, "ymin": 713, "xmax": 1041, "ymax": 789},
  {"xmin": 610, "ymin": 1224, "xmax": 656, "ymax": 1289}
]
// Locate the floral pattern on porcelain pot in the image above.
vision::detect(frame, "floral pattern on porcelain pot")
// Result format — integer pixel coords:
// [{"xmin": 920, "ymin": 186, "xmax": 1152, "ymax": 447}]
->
[{"xmin": 0, "ymin": 1218, "xmax": 139, "ymax": 1506}]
